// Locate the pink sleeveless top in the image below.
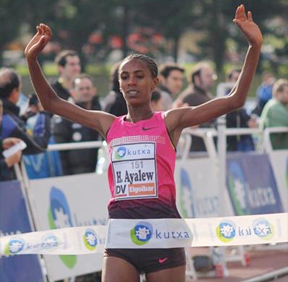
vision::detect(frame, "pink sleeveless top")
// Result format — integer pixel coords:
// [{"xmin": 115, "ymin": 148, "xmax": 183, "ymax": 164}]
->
[{"xmin": 106, "ymin": 112, "xmax": 181, "ymax": 219}]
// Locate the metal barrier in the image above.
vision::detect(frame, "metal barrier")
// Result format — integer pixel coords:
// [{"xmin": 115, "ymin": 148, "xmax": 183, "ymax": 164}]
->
[
  {"xmin": 178, "ymin": 124, "xmax": 288, "ymax": 279},
  {"xmin": 5, "ymin": 125, "xmax": 287, "ymax": 281},
  {"xmin": 47, "ymin": 141, "xmax": 102, "ymax": 151},
  {"xmin": 263, "ymin": 127, "xmax": 288, "ymax": 153}
]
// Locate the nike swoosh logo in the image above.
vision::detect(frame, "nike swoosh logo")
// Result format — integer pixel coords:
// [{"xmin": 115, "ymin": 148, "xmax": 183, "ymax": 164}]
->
[
  {"xmin": 158, "ymin": 258, "xmax": 168, "ymax": 264},
  {"xmin": 142, "ymin": 126, "xmax": 157, "ymax": 131}
]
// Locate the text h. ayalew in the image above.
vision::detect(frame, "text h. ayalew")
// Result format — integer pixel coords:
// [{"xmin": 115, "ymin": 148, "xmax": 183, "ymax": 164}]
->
[{"xmin": 116, "ymin": 170, "xmax": 154, "ymax": 185}]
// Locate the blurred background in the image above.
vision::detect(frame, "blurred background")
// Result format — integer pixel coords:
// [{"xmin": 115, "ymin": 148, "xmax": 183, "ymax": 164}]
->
[
  {"xmin": 1, "ymin": 0, "xmax": 288, "ymax": 96},
  {"xmin": 1, "ymin": 1, "xmax": 288, "ymax": 282}
]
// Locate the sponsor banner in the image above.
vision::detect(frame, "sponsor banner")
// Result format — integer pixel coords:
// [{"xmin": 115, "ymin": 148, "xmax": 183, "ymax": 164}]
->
[
  {"xmin": 226, "ymin": 153, "xmax": 283, "ymax": 215},
  {"xmin": 107, "ymin": 218, "xmax": 192, "ymax": 248},
  {"xmin": 0, "ymin": 180, "xmax": 43, "ymax": 282},
  {"xmin": 0, "ymin": 226, "xmax": 107, "ymax": 255},
  {"xmin": 108, "ymin": 213, "xmax": 288, "ymax": 248},
  {"xmin": 27, "ymin": 173, "xmax": 110, "ymax": 281},
  {"xmin": 23, "ymin": 151, "xmax": 63, "ymax": 179},
  {"xmin": 175, "ymin": 159, "xmax": 225, "ymax": 218},
  {"xmin": 268, "ymin": 151, "xmax": 288, "ymax": 211},
  {"xmin": 1, "ymin": 213, "xmax": 287, "ymax": 255}
]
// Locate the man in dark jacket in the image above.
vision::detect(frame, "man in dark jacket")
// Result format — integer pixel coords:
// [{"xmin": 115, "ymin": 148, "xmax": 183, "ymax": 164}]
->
[
  {"xmin": 225, "ymin": 69, "xmax": 255, "ymax": 151},
  {"xmin": 158, "ymin": 63, "xmax": 185, "ymax": 110},
  {"xmin": 51, "ymin": 50, "xmax": 81, "ymax": 100},
  {"xmin": 175, "ymin": 62, "xmax": 217, "ymax": 152},
  {"xmin": 52, "ymin": 74, "xmax": 101, "ymax": 175}
]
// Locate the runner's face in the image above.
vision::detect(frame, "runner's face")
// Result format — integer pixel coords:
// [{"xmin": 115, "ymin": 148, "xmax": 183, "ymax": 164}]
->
[{"xmin": 119, "ymin": 59, "xmax": 157, "ymax": 106}]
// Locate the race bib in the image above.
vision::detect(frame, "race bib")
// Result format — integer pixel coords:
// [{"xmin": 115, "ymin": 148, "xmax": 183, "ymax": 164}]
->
[{"xmin": 111, "ymin": 142, "xmax": 158, "ymax": 200}]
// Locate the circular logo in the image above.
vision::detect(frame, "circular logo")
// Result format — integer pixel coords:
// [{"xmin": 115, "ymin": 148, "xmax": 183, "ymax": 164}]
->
[
  {"xmin": 253, "ymin": 218, "xmax": 274, "ymax": 240},
  {"xmin": 83, "ymin": 229, "xmax": 98, "ymax": 250},
  {"xmin": 116, "ymin": 147, "xmax": 126, "ymax": 159},
  {"xmin": 130, "ymin": 222, "xmax": 153, "ymax": 245},
  {"xmin": 227, "ymin": 161, "xmax": 250, "ymax": 215},
  {"xmin": 41, "ymin": 234, "xmax": 58, "ymax": 249},
  {"xmin": 5, "ymin": 238, "xmax": 25, "ymax": 255},
  {"xmin": 216, "ymin": 220, "xmax": 236, "ymax": 243}
]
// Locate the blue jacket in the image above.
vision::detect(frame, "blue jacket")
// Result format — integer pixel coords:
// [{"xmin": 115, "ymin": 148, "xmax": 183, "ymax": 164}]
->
[{"xmin": 1, "ymin": 99, "xmax": 45, "ymax": 155}]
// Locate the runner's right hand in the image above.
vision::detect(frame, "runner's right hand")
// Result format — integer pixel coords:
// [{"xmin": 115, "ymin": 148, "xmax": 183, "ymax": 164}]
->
[{"xmin": 25, "ymin": 24, "xmax": 53, "ymax": 61}]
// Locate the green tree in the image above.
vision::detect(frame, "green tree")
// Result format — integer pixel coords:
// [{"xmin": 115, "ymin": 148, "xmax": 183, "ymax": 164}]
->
[
  {"xmin": 194, "ymin": 0, "xmax": 288, "ymax": 74},
  {"xmin": 130, "ymin": 0, "xmax": 195, "ymax": 61},
  {"xmin": 2, "ymin": 0, "xmax": 288, "ymax": 76},
  {"xmin": 0, "ymin": 0, "xmax": 26, "ymax": 64}
]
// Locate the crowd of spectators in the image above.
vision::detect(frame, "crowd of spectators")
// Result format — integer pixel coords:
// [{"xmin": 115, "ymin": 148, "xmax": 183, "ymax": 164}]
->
[{"xmin": 1, "ymin": 50, "xmax": 287, "ymax": 182}]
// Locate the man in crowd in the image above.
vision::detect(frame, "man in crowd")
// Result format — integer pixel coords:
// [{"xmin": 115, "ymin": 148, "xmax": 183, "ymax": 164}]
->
[
  {"xmin": 51, "ymin": 50, "xmax": 81, "ymax": 100},
  {"xmin": 225, "ymin": 68, "xmax": 256, "ymax": 152},
  {"xmin": 174, "ymin": 62, "xmax": 217, "ymax": 152},
  {"xmin": 158, "ymin": 63, "xmax": 185, "ymax": 110},
  {"xmin": 260, "ymin": 79, "xmax": 288, "ymax": 150},
  {"xmin": 52, "ymin": 74, "xmax": 102, "ymax": 175},
  {"xmin": 252, "ymin": 72, "xmax": 275, "ymax": 116}
]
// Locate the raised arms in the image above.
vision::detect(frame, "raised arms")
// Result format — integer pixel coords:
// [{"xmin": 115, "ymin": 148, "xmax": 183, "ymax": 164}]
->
[
  {"xmin": 25, "ymin": 24, "xmax": 115, "ymax": 138},
  {"xmin": 166, "ymin": 5, "xmax": 263, "ymax": 145}
]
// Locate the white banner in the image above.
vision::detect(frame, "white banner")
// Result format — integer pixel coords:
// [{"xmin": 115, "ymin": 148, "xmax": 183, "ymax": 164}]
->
[
  {"xmin": 0, "ymin": 226, "xmax": 107, "ymax": 255},
  {"xmin": 107, "ymin": 213, "xmax": 288, "ymax": 248},
  {"xmin": 1, "ymin": 213, "xmax": 287, "ymax": 255},
  {"xmin": 27, "ymin": 173, "xmax": 110, "ymax": 281}
]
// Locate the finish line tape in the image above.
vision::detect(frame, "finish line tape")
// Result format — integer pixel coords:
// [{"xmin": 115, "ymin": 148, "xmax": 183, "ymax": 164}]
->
[{"xmin": 0, "ymin": 213, "xmax": 287, "ymax": 256}]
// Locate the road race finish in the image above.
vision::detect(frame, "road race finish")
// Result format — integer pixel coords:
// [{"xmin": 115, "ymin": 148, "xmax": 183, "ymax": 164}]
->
[{"xmin": 1, "ymin": 213, "xmax": 287, "ymax": 255}]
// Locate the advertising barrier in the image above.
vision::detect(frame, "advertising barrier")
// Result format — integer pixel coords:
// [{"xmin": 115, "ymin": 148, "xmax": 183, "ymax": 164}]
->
[
  {"xmin": 226, "ymin": 153, "xmax": 283, "ymax": 215},
  {"xmin": 267, "ymin": 150, "xmax": 288, "ymax": 211},
  {"xmin": 0, "ymin": 180, "xmax": 44, "ymax": 282},
  {"xmin": 27, "ymin": 173, "xmax": 110, "ymax": 281},
  {"xmin": 1, "ymin": 213, "xmax": 287, "ymax": 255},
  {"xmin": 1, "ymin": 130, "xmax": 287, "ymax": 281},
  {"xmin": 175, "ymin": 158, "xmax": 223, "ymax": 218}
]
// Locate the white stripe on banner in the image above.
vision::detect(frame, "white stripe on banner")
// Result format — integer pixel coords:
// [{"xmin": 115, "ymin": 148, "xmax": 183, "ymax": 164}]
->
[{"xmin": 0, "ymin": 213, "xmax": 287, "ymax": 256}]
